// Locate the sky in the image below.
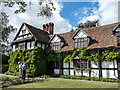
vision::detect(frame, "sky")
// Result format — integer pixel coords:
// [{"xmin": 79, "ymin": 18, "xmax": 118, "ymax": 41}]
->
[{"xmin": 0, "ymin": 0, "xmax": 119, "ymax": 42}]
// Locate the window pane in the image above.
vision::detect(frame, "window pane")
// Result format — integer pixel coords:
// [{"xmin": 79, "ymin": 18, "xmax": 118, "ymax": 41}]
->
[
  {"xmin": 27, "ymin": 42, "xmax": 30, "ymax": 49},
  {"xmin": 19, "ymin": 42, "xmax": 25, "ymax": 50},
  {"xmin": 75, "ymin": 43, "xmax": 77, "ymax": 48},
  {"xmin": 31, "ymin": 41, "xmax": 35, "ymax": 49},
  {"xmin": 84, "ymin": 42, "xmax": 87, "ymax": 47},
  {"xmin": 75, "ymin": 39, "xmax": 77, "ymax": 42},
  {"xmin": 117, "ymin": 32, "xmax": 120, "ymax": 36}
]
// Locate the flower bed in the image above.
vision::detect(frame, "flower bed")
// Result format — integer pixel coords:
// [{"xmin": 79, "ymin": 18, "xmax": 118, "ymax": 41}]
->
[{"xmin": 0, "ymin": 75, "xmax": 47, "ymax": 88}]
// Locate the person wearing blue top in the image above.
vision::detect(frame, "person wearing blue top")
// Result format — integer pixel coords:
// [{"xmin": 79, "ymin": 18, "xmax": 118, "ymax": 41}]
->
[{"xmin": 22, "ymin": 62, "xmax": 26, "ymax": 79}]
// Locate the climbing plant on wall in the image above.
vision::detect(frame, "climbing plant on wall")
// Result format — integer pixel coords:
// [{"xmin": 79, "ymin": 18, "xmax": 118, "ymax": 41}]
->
[
  {"xmin": 6, "ymin": 47, "xmax": 47, "ymax": 77},
  {"xmin": 64, "ymin": 47, "xmax": 120, "ymax": 68}
]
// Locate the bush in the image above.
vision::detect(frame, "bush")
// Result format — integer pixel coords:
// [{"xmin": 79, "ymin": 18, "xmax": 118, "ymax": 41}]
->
[
  {"xmin": 52, "ymin": 74, "xmax": 60, "ymax": 77},
  {"xmin": 40, "ymin": 75, "xmax": 49, "ymax": 79}
]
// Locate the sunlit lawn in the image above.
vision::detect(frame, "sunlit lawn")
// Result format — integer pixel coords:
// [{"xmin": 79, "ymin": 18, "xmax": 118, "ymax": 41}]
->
[{"xmin": 7, "ymin": 78, "xmax": 118, "ymax": 88}]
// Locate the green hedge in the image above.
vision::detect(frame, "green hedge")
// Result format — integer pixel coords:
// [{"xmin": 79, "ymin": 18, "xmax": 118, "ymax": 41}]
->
[{"xmin": 60, "ymin": 75, "xmax": 120, "ymax": 82}]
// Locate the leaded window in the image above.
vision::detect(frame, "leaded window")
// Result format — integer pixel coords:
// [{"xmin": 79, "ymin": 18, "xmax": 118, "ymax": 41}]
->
[
  {"xmin": 75, "ymin": 59, "xmax": 87, "ymax": 70},
  {"xmin": 75, "ymin": 37, "xmax": 87, "ymax": 48},
  {"xmin": 54, "ymin": 61, "xmax": 59, "ymax": 68},
  {"xmin": 117, "ymin": 31, "xmax": 120, "ymax": 43},
  {"xmin": 51, "ymin": 42, "xmax": 60, "ymax": 50},
  {"xmin": 19, "ymin": 42, "xmax": 25, "ymax": 50}
]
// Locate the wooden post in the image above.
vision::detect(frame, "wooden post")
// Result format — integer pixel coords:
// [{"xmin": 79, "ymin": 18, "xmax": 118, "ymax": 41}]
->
[
  {"xmin": 117, "ymin": 59, "xmax": 120, "ymax": 79},
  {"xmin": 98, "ymin": 50, "xmax": 102, "ymax": 80},
  {"xmin": 59, "ymin": 53, "xmax": 62, "ymax": 75},
  {"xmin": 89, "ymin": 60, "xmax": 91, "ymax": 77}
]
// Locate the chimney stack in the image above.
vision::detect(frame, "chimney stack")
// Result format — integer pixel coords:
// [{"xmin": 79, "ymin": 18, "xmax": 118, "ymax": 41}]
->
[{"xmin": 43, "ymin": 22, "xmax": 54, "ymax": 35}]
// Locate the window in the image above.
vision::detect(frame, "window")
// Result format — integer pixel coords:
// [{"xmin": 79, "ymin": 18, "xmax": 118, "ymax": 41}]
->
[
  {"xmin": 27, "ymin": 42, "xmax": 30, "ymax": 49},
  {"xmin": 75, "ymin": 59, "xmax": 87, "ymax": 70},
  {"xmin": 54, "ymin": 61, "xmax": 59, "ymax": 68},
  {"xmin": 75, "ymin": 37, "xmax": 87, "ymax": 48},
  {"xmin": 31, "ymin": 41, "xmax": 35, "ymax": 49},
  {"xmin": 117, "ymin": 31, "xmax": 120, "ymax": 44},
  {"xmin": 19, "ymin": 42, "xmax": 25, "ymax": 50},
  {"xmin": 51, "ymin": 42, "xmax": 60, "ymax": 50}
]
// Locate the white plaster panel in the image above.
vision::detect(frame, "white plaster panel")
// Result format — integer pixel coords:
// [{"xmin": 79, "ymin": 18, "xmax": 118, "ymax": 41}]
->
[
  {"xmin": 102, "ymin": 70, "xmax": 118, "ymax": 79},
  {"xmin": 91, "ymin": 69, "xmax": 99, "ymax": 78},
  {"xmin": 54, "ymin": 69, "xmax": 59, "ymax": 74},
  {"xmin": 75, "ymin": 70, "xmax": 81, "ymax": 76},
  {"xmin": 74, "ymin": 31, "xmax": 88, "ymax": 39},
  {"xmin": 63, "ymin": 69, "xmax": 69, "ymax": 75},
  {"xmin": 102, "ymin": 61, "xmax": 117, "ymax": 68},
  {"xmin": 51, "ymin": 36, "xmax": 60, "ymax": 42},
  {"xmin": 13, "ymin": 45, "xmax": 15, "ymax": 51},
  {"xmin": 91, "ymin": 61, "xmax": 98, "ymax": 68},
  {"xmin": 116, "ymin": 26, "xmax": 120, "ymax": 31},
  {"xmin": 83, "ymin": 70, "xmax": 89, "ymax": 77},
  {"xmin": 70, "ymin": 69, "xmax": 74, "ymax": 75}
]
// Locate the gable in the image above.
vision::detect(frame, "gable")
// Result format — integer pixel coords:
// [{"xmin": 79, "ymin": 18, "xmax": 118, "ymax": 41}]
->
[
  {"xmin": 74, "ymin": 30, "xmax": 89, "ymax": 39},
  {"xmin": 15, "ymin": 24, "xmax": 32, "ymax": 40},
  {"xmin": 115, "ymin": 25, "xmax": 120, "ymax": 32},
  {"xmin": 51, "ymin": 35, "xmax": 61, "ymax": 43}
]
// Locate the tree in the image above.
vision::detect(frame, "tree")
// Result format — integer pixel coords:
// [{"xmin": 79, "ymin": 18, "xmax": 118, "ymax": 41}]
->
[
  {"xmin": 0, "ymin": 11, "xmax": 16, "ymax": 55},
  {"xmin": 1, "ymin": 0, "xmax": 56, "ymax": 18},
  {"xmin": 70, "ymin": 28, "xmax": 74, "ymax": 32},
  {"xmin": 77, "ymin": 20, "xmax": 99, "ymax": 29}
]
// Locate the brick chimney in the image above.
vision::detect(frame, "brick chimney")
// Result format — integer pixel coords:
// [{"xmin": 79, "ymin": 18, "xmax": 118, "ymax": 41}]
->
[{"xmin": 43, "ymin": 22, "xmax": 54, "ymax": 35}]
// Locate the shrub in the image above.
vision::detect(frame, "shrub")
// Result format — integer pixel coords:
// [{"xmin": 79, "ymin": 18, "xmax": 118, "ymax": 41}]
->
[
  {"xmin": 40, "ymin": 75, "xmax": 49, "ymax": 79},
  {"xmin": 52, "ymin": 74, "xmax": 60, "ymax": 77}
]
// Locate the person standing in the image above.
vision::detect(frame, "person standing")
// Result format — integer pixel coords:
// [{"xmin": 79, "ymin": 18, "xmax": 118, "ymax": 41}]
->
[
  {"xmin": 22, "ymin": 62, "xmax": 26, "ymax": 80},
  {"xmin": 18, "ymin": 61, "xmax": 22, "ymax": 77}
]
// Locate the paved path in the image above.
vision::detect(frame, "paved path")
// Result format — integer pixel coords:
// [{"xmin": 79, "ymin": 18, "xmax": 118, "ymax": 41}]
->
[{"xmin": 0, "ymin": 74, "xmax": 18, "ymax": 78}]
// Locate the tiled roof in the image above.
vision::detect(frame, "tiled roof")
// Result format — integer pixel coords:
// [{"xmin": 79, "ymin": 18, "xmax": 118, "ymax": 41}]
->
[
  {"xmin": 12, "ymin": 22, "xmax": 120, "ymax": 51},
  {"xmin": 24, "ymin": 23, "xmax": 50, "ymax": 44},
  {"xmin": 55, "ymin": 22, "xmax": 120, "ymax": 51}
]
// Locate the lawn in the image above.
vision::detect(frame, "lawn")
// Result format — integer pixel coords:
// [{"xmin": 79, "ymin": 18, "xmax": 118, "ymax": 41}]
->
[{"xmin": 7, "ymin": 78, "xmax": 118, "ymax": 88}]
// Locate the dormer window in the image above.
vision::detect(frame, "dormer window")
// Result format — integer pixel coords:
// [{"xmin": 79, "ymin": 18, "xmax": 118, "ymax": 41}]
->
[
  {"xmin": 75, "ymin": 37, "xmax": 87, "ymax": 48},
  {"xmin": 117, "ymin": 31, "xmax": 120, "ymax": 44},
  {"xmin": 51, "ymin": 42, "xmax": 60, "ymax": 50}
]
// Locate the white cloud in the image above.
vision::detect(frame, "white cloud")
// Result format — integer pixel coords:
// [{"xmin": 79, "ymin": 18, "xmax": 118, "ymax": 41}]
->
[
  {"xmin": 78, "ymin": 0, "xmax": 119, "ymax": 25},
  {"xmin": 2, "ymin": 0, "xmax": 72, "ymax": 42}
]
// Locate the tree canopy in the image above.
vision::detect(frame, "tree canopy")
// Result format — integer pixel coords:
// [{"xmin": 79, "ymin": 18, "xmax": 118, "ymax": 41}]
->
[
  {"xmin": 1, "ymin": 0, "xmax": 56, "ymax": 18},
  {"xmin": 77, "ymin": 20, "xmax": 99, "ymax": 29}
]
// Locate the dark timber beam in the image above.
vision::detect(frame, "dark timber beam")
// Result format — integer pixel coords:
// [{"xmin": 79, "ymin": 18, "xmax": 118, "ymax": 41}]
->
[
  {"xmin": 98, "ymin": 50, "xmax": 102, "ymax": 80},
  {"xmin": 59, "ymin": 53, "xmax": 62, "ymax": 75}
]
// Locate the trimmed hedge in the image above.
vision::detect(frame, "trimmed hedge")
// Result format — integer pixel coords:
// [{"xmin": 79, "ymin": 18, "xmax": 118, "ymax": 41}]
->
[{"xmin": 60, "ymin": 75, "xmax": 120, "ymax": 82}]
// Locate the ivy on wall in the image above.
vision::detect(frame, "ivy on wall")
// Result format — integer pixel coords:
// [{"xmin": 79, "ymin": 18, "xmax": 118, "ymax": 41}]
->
[
  {"xmin": 6, "ymin": 47, "xmax": 47, "ymax": 77},
  {"xmin": 64, "ymin": 47, "xmax": 120, "ymax": 64}
]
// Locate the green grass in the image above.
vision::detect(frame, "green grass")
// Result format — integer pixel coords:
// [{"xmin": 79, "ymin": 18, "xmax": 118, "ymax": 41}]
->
[{"xmin": 7, "ymin": 78, "xmax": 118, "ymax": 88}]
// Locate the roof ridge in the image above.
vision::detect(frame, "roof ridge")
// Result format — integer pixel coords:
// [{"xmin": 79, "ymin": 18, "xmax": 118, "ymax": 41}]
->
[
  {"xmin": 24, "ymin": 22, "xmax": 49, "ymax": 34},
  {"xmin": 79, "ymin": 22, "xmax": 120, "ymax": 31}
]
